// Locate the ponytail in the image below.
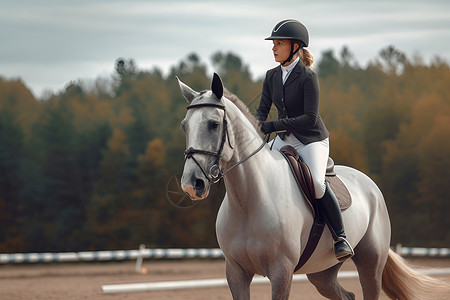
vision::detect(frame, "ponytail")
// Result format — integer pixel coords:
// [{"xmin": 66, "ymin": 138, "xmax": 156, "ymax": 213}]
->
[{"xmin": 300, "ymin": 48, "xmax": 314, "ymax": 68}]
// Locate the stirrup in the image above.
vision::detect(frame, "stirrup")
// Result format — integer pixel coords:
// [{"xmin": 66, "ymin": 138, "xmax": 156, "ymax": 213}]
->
[{"xmin": 334, "ymin": 237, "xmax": 354, "ymax": 262}]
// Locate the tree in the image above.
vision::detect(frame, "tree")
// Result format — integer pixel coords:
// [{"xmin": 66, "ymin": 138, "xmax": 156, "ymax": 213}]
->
[
  {"xmin": 415, "ymin": 114, "xmax": 450, "ymax": 245},
  {"xmin": 86, "ymin": 128, "xmax": 133, "ymax": 248},
  {"xmin": 378, "ymin": 45, "xmax": 406, "ymax": 75},
  {"xmin": 340, "ymin": 46, "xmax": 359, "ymax": 69},
  {"xmin": 0, "ymin": 111, "xmax": 24, "ymax": 251},
  {"xmin": 0, "ymin": 46, "xmax": 449, "ymax": 251},
  {"xmin": 114, "ymin": 58, "xmax": 139, "ymax": 96},
  {"xmin": 134, "ymin": 138, "xmax": 169, "ymax": 246},
  {"xmin": 317, "ymin": 49, "xmax": 341, "ymax": 78}
]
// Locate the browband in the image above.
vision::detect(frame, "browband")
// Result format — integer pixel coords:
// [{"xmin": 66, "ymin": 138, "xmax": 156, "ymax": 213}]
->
[{"xmin": 186, "ymin": 103, "xmax": 226, "ymax": 110}]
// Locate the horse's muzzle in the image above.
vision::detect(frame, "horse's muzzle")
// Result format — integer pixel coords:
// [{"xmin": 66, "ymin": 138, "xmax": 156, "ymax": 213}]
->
[{"xmin": 181, "ymin": 172, "xmax": 210, "ymax": 200}]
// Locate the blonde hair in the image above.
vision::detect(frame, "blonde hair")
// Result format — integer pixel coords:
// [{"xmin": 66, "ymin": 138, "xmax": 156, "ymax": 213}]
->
[{"xmin": 299, "ymin": 48, "xmax": 314, "ymax": 68}]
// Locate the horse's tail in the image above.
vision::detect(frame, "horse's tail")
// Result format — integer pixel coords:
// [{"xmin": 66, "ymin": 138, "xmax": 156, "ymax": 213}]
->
[{"xmin": 381, "ymin": 249, "xmax": 449, "ymax": 299}]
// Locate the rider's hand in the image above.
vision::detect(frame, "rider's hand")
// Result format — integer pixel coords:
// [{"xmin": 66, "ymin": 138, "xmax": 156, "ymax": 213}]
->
[{"xmin": 261, "ymin": 121, "xmax": 275, "ymax": 135}]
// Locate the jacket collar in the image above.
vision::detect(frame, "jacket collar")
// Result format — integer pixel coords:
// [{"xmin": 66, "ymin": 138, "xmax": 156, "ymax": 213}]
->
[
  {"xmin": 281, "ymin": 57, "xmax": 299, "ymax": 76},
  {"xmin": 283, "ymin": 59, "xmax": 304, "ymax": 87}
]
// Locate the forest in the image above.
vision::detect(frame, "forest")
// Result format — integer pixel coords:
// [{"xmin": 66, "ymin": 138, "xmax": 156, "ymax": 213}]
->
[{"xmin": 0, "ymin": 45, "xmax": 449, "ymax": 252}]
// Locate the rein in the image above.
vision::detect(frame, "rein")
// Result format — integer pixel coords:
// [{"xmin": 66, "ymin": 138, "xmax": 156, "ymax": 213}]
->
[
  {"xmin": 221, "ymin": 134, "xmax": 270, "ymax": 178},
  {"xmin": 184, "ymin": 102, "xmax": 269, "ymax": 183}
]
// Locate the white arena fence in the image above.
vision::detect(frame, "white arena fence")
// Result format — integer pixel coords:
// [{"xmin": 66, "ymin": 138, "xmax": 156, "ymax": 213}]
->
[
  {"xmin": 0, "ymin": 246, "xmax": 223, "ymax": 264},
  {"xmin": 1, "ymin": 244, "xmax": 449, "ymax": 264},
  {"xmin": 101, "ymin": 268, "xmax": 450, "ymax": 294}
]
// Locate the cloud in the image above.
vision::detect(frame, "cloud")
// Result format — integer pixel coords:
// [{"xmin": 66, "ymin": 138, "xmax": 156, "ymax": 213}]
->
[{"xmin": 1, "ymin": 0, "xmax": 449, "ymax": 97}]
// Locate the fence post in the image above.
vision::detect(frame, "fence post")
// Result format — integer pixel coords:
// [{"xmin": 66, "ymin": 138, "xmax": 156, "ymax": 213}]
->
[{"xmin": 135, "ymin": 244, "xmax": 147, "ymax": 273}]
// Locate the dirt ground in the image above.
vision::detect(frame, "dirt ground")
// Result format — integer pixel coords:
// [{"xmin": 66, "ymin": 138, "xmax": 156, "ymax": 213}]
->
[{"xmin": 0, "ymin": 257, "xmax": 449, "ymax": 299}]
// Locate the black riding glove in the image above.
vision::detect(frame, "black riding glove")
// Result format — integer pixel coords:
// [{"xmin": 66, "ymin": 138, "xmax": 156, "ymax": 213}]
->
[{"xmin": 261, "ymin": 121, "xmax": 275, "ymax": 135}]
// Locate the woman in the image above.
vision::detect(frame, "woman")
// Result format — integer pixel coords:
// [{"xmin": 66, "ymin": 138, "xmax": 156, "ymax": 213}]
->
[{"xmin": 255, "ymin": 19, "xmax": 354, "ymax": 262}]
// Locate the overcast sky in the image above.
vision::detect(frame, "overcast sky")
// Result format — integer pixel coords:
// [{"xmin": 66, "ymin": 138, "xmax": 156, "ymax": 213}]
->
[{"xmin": 1, "ymin": 0, "xmax": 449, "ymax": 98}]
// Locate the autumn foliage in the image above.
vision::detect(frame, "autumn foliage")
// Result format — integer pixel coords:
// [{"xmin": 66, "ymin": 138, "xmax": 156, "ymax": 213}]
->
[{"xmin": 0, "ymin": 47, "xmax": 449, "ymax": 252}]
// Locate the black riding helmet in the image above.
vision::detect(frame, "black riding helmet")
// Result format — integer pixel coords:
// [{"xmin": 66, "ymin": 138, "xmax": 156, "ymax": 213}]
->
[{"xmin": 265, "ymin": 19, "xmax": 309, "ymax": 65}]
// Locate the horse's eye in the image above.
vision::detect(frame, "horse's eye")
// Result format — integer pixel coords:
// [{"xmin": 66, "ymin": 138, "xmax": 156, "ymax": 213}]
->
[{"xmin": 209, "ymin": 121, "xmax": 220, "ymax": 130}]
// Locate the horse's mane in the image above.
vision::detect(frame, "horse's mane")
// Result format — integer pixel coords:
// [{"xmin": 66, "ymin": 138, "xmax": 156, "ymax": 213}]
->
[{"xmin": 223, "ymin": 88, "xmax": 264, "ymax": 137}]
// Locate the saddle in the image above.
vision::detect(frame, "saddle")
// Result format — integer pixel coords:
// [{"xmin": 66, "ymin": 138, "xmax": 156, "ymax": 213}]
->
[{"xmin": 280, "ymin": 145, "xmax": 352, "ymax": 272}]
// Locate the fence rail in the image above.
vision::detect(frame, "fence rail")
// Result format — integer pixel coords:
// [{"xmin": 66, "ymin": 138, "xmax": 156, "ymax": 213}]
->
[
  {"xmin": 1, "ymin": 244, "xmax": 449, "ymax": 264},
  {"xmin": 102, "ymin": 268, "xmax": 450, "ymax": 294},
  {"xmin": 395, "ymin": 244, "xmax": 450, "ymax": 257},
  {"xmin": 0, "ymin": 247, "xmax": 224, "ymax": 264}
]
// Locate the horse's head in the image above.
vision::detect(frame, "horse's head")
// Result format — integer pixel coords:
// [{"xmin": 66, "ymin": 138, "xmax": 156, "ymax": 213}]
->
[{"xmin": 177, "ymin": 73, "xmax": 233, "ymax": 200}]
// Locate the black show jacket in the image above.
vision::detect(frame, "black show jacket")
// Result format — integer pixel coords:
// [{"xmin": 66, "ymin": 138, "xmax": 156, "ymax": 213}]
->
[{"xmin": 255, "ymin": 60, "xmax": 329, "ymax": 145}]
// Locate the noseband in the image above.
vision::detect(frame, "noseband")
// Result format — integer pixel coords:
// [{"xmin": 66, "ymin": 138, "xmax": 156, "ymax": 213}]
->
[
  {"xmin": 184, "ymin": 102, "xmax": 232, "ymax": 183},
  {"xmin": 184, "ymin": 101, "xmax": 270, "ymax": 184}
]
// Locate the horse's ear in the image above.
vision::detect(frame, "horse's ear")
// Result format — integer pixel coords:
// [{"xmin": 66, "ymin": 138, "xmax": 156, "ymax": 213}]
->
[
  {"xmin": 176, "ymin": 76, "xmax": 198, "ymax": 103},
  {"xmin": 211, "ymin": 73, "xmax": 223, "ymax": 101}
]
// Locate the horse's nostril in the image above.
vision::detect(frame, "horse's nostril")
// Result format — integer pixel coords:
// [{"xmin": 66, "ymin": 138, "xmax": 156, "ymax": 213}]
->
[{"xmin": 194, "ymin": 179, "xmax": 205, "ymax": 191}]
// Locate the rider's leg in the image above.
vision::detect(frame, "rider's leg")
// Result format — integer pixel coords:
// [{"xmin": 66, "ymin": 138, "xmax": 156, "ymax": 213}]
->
[
  {"xmin": 289, "ymin": 136, "xmax": 354, "ymax": 262},
  {"xmin": 273, "ymin": 135, "xmax": 354, "ymax": 261},
  {"xmin": 318, "ymin": 180, "xmax": 354, "ymax": 262}
]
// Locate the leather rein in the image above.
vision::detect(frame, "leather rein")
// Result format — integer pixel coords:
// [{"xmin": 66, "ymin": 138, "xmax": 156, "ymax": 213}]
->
[{"xmin": 184, "ymin": 102, "xmax": 269, "ymax": 183}]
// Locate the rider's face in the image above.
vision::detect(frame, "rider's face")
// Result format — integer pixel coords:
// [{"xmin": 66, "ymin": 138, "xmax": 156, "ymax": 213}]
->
[
  {"xmin": 272, "ymin": 39, "xmax": 298, "ymax": 65},
  {"xmin": 272, "ymin": 39, "xmax": 291, "ymax": 64}
]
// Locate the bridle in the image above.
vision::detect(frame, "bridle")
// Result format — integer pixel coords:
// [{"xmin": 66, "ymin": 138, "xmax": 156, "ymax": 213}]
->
[
  {"xmin": 184, "ymin": 101, "xmax": 269, "ymax": 183},
  {"xmin": 184, "ymin": 102, "xmax": 232, "ymax": 183}
]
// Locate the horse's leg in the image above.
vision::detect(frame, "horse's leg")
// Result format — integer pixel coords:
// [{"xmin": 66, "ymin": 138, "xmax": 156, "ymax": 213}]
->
[
  {"xmin": 225, "ymin": 260, "xmax": 252, "ymax": 300},
  {"xmin": 351, "ymin": 233, "xmax": 389, "ymax": 300},
  {"xmin": 268, "ymin": 264, "xmax": 293, "ymax": 300},
  {"xmin": 307, "ymin": 263, "xmax": 355, "ymax": 300}
]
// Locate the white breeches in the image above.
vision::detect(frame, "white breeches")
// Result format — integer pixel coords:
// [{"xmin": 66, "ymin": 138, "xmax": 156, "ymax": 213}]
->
[{"xmin": 271, "ymin": 134, "xmax": 329, "ymax": 199}]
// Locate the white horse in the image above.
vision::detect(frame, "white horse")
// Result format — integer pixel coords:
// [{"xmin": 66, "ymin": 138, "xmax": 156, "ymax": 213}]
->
[{"xmin": 178, "ymin": 73, "xmax": 448, "ymax": 299}]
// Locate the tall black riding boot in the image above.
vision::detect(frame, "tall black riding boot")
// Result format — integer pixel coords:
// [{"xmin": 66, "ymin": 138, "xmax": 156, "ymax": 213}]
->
[{"xmin": 318, "ymin": 181, "xmax": 354, "ymax": 262}]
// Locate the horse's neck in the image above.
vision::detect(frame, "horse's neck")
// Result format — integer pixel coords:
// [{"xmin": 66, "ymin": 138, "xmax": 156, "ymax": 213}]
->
[
  {"xmin": 221, "ymin": 108, "xmax": 278, "ymax": 212},
  {"xmin": 223, "ymin": 148, "xmax": 275, "ymax": 213}
]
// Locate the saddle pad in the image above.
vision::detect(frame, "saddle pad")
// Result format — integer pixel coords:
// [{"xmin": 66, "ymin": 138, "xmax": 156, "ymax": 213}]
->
[{"xmin": 326, "ymin": 175, "xmax": 352, "ymax": 211}]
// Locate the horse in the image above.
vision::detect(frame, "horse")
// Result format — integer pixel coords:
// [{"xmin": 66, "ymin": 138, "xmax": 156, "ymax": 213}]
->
[{"xmin": 177, "ymin": 73, "xmax": 449, "ymax": 299}]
